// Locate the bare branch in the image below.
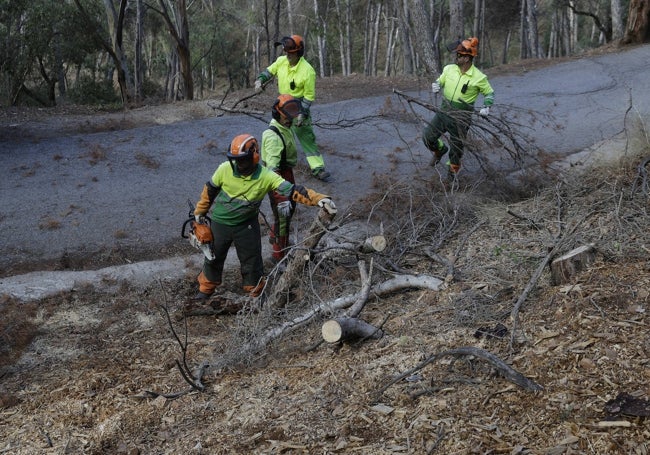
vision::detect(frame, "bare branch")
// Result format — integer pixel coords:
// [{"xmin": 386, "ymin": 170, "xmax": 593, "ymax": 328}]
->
[{"xmin": 375, "ymin": 346, "xmax": 543, "ymax": 402}]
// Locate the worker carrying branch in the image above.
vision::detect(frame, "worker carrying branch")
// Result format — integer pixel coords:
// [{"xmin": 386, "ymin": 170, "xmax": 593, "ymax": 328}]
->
[
  {"xmin": 255, "ymin": 35, "xmax": 332, "ymax": 182},
  {"xmin": 422, "ymin": 37, "xmax": 495, "ymax": 182},
  {"xmin": 192, "ymin": 134, "xmax": 336, "ymax": 300}
]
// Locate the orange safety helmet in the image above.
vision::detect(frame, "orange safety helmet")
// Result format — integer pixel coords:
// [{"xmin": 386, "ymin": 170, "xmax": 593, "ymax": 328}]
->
[
  {"xmin": 454, "ymin": 37, "xmax": 479, "ymax": 57},
  {"xmin": 275, "ymin": 35, "xmax": 304, "ymax": 57},
  {"xmin": 227, "ymin": 134, "xmax": 260, "ymax": 165},
  {"xmin": 272, "ymin": 94, "xmax": 302, "ymax": 124}
]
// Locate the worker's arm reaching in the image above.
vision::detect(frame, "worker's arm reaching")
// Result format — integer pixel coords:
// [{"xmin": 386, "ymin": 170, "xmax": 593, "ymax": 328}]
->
[{"xmin": 291, "ymin": 184, "xmax": 337, "ymax": 214}]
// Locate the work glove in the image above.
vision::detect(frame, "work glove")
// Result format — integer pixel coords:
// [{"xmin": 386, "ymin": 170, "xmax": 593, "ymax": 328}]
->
[
  {"xmin": 318, "ymin": 198, "xmax": 337, "ymax": 215},
  {"xmin": 254, "ymin": 79, "xmax": 263, "ymax": 93},
  {"xmin": 277, "ymin": 200, "xmax": 292, "ymax": 217},
  {"xmin": 431, "ymin": 82, "xmax": 441, "ymax": 94},
  {"xmin": 479, "ymin": 106, "xmax": 490, "ymax": 117},
  {"xmin": 195, "ymin": 214, "xmax": 207, "ymax": 224},
  {"xmin": 294, "ymin": 113, "xmax": 305, "ymax": 127}
]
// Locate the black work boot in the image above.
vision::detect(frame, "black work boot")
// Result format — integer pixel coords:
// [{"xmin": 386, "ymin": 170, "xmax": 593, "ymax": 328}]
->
[
  {"xmin": 313, "ymin": 169, "xmax": 331, "ymax": 182},
  {"xmin": 192, "ymin": 291, "xmax": 213, "ymax": 301}
]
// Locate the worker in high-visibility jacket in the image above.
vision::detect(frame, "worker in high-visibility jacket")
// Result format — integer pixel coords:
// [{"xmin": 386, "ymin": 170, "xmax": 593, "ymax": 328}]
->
[
  {"xmin": 423, "ymin": 37, "xmax": 495, "ymax": 182},
  {"xmin": 255, "ymin": 35, "xmax": 331, "ymax": 182},
  {"xmin": 192, "ymin": 134, "xmax": 336, "ymax": 300},
  {"xmin": 261, "ymin": 94, "xmax": 304, "ymax": 262}
]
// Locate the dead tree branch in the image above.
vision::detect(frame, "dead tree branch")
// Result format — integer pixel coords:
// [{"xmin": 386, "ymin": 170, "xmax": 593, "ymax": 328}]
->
[
  {"xmin": 375, "ymin": 346, "xmax": 543, "ymax": 402},
  {"xmin": 158, "ymin": 304, "xmax": 206, "ymax": 392},
  {"xmin": 211, "ymin": 273, "xmax": 444, "ymax": 372},
  {"xmin": 265, "ymin": 208, "xmax": 338, "ymax": 309},
  {"xmin": 346, "ymin": 259, "xmax": 374, "ymax": 318}
]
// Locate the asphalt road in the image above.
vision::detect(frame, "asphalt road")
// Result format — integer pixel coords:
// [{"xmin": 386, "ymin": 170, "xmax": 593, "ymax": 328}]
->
[{"xmin": 1, "ymin": 44, "xmax": 649, "ymax": 279}]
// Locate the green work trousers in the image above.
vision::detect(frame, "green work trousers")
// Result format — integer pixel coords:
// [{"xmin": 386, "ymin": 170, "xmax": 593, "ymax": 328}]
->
[
  {"xmin": 422, "ymin": 107, "xmax": 472, "ymax": 167},
  {"xmin": 291, "ymin": 115, "xmax": 326, "ymax": 173},
  {"xmin": 202, "ymin": 217, "xmax": 263, "ymax": 288}
]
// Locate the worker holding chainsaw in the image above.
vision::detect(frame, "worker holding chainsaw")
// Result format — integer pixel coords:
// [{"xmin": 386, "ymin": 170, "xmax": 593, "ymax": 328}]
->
[
  {"xmin": 192, "ymin": 133, "xmax": 336, "ymax": 300},
  {"xmin": 261, "ymin": 94, "xmax": 304, "ymax": 262},
  {"xmin": 422, "ymin": 37, "xmax": 494, "ymax": 182},
  {"xmin": 254, "ymin": 34, "xmax": 331, "ymax": 182}
]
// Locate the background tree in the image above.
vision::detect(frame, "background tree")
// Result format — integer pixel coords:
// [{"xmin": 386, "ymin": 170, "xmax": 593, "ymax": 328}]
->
[
  {"xmin": 622, "ymin": 0, "xmax": 650, "ymax": 43},
  {"xmin": 0, "ymin": 0, "xmax": 644, "ymax": 108},
  {"xmin": 72, "ymin": 0, "xmax": 134, "ymax": 103},
  {"xmin": 152, "ymin": 0, "xmax": 193, "ymax": 100}
]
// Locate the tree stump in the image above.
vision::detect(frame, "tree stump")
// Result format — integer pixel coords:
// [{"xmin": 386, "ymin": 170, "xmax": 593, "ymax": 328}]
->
[
  {"xmin": 322, "ymin": 317, "xmax": 384, "ymax": 343},
  {"xmin": 550, "ymin": 244, "xmax": 596, "ymax": 285}
]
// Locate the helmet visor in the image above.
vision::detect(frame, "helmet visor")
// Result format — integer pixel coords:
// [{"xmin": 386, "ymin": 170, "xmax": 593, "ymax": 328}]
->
[{"xmin": 275, "ymin": 36, "xmax": 299, "ymax": 53}]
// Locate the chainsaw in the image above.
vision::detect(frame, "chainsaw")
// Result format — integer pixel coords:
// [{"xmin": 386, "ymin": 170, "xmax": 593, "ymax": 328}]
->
[{"xmin": 181, "ymin": 199, "xmax": 215, "ymax": 261}]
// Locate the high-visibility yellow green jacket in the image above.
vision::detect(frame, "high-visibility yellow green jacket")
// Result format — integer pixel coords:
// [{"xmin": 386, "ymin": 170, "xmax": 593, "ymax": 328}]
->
[
  {"xmin": 259, "ymin": 56, "xmax": 316, "ymax": 112},
  {"xmin": 261, "ymin": 119, "xmax": 298, "ymax": 172},
  {"xmin": 194, "ymin": 161, "xmax": 326, "ymax": 226},
  {"xmin": 437, "ymin": 63, "xmax": 494, "ymax": 110}
]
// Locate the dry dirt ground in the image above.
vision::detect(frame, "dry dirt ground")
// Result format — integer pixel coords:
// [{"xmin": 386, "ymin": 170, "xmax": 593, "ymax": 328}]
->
[{"xmin": 1, "ymin": 63, "xmax": 650, "ymax": 454}]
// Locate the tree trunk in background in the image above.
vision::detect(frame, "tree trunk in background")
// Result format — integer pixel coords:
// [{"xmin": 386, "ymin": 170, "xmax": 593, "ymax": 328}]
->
[
  {"xmin": 622, "ymin": 0, "xmax": 650, "ymax": 44},
  {"xmin": 158, "ymin": 0, "xmax": 193, "ymax": 100},
  {"xmin": 520, "ymin": 0, "xmax": 540, "ymax": 58},
  {"xmin": 565, "ymin": 6, "xmax": 575, "ymax": 54},
  {"xmin": 287, "ymin": 0, "xmax": 295, "ymax": 33},
  {"xmin": 383, "ymin": 2, "xmax": 397, "ymax": 76},
  {"xmin": 502, "ymin": 29, "xmax": 511, "ymax": 64},
  {"xmin": 473, "ymin": 0, "xmax": 486, "ymax": 64},
  {"xmin": 449, "ymin": 0, "xmax": 464, "ymax": 40},
  {"xmin": 103, "ymin": 0, "xmax": 134, "ymax": 103},
  {"xmin": 334, "ymin": 0, "xmax": 352, "ymax": 75},
  {"xmin": 134, "ymin": 0, "xmax": 144, "ymax": 102},
  {"xmin": 312, "ymin": 0, "xmax": 327, "ymax": 77},
  {"xmin": 371, "ymin": 2, "xmax": 381, "ymax": 76},
  {"xmin": 408, "ymin": 0, "xmax": 440, "ymax": 75},
  {"xmin": 611, "ymin": 0, "xmax": 623, "ymax": 41},
  {"xmin": 54, "ymin": 31, "xmax": 66, "ymax": 100},
  {"xmin": 398, "ymin": 0, "xmax": 414, "ymax": 75},
  {"xmin": 72, "ymin": 0, "xmax": 132, "ymax": 105},
  {"xmin": 362, "ymin": 1, "xmax": 381, "ymax": 76}
]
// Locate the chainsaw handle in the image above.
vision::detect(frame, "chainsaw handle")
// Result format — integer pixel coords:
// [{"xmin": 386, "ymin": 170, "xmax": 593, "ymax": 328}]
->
[
  {"xmin": 181, "ymin": 216, "xmax": 212, "ymax": 239},
  {"xmin": 181, "ymin": 217, "xmax": 193, "ymax": 239}
]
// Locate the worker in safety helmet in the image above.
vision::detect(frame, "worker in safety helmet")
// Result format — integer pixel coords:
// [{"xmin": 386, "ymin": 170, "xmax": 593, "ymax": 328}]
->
[
  {"xmin": 254, "ymin": 35, "xmax": 331, "ymax": 182},
  {"xmin": 261, "ymin": 94, "xmax": 304, "ymax": 262},
  {"xmin": 193, "ymin": 134, "xmax": 336, "ymax": 299},
  {"xmin": 422, "ymin": 37, "xmax": 494, "ymax": 182}
]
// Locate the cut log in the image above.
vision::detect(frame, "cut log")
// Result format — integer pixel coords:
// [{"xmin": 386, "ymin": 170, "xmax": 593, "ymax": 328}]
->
[
  {"xmin": 322, "ymin": 234, "xmax": 387, "ymax": 256},
  {"xmin": 322, "ymin": 317, "xmax": 384, "ymax": 343},
  {"xmin": 550, "ymin": 243, "xmax": 596, "ymax": 285},
  {"xmin": 361, "ymin": 235, "xmax": 387, "ymax": 253}
]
